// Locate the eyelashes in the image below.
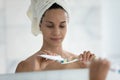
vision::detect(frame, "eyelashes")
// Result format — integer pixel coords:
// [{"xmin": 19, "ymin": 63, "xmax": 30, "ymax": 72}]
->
[
  {"xmin": 46, "ymin": 25, "xmax": 66, "ymax": 28},
  {"xmin": 46, "ymin": 25, "xmax": 53, "ymax": 28}
]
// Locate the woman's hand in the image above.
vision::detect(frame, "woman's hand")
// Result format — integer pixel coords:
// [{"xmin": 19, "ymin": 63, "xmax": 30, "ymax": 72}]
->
[
  {"xmin": 79, "ymin": 51, "xmax": 95, "ymax": 61},
  {"xmin": 38, "ymin": 50, "xmax": 57, "ymax": 70},
  {"xmin": 78, "ymin": 51, "xmax": 95, "ymax": 68},
  {"xmin": 15, "ymin": 50, "xmax": 58, "ymax": 72},
  {"xmin": 89, "ymin": 59, "xmax": 110, "ymax": 80}
]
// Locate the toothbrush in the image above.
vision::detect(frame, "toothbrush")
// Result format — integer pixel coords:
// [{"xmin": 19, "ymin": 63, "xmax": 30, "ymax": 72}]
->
[
  {"xmin": 38, "ymin": 54, "xmax": 81, "ymax": 64},
  {"xmin": 39, "ymin": 54, "xmax": 120, "ymax": 73}
]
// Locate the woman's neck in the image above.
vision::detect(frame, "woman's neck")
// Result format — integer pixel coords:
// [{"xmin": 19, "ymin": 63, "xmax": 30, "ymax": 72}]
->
[{"xmin": 40, "ymin": 43, "xmax": 64, "ymax": 55}]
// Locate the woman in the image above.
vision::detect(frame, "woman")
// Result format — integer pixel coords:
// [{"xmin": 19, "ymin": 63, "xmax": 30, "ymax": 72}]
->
[{"xmin": 15, "ymin": 0, "xmax": 95, "ymax": 72}]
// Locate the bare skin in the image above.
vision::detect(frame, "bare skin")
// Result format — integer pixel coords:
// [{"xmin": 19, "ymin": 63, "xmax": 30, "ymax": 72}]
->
[
  {"xmin": 89, "ymin": 59, "xmax": 110, "ymax": 80},
  {"xmin": 15, "ymin": 9, "xmax": 95, "ymax": 73},
  {"xmin": 16, "ymin": 50, "xmax": 95, "ymax": 72}
]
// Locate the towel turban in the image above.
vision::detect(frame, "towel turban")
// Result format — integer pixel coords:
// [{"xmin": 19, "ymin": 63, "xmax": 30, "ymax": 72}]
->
[{"xmin": 27, "ymin": 0, "xmax": 70, "ymax": 36}]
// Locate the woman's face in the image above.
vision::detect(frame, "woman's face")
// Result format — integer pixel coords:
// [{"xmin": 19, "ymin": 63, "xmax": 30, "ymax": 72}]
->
[{"xmin": 40, "ymin": 9, "xmax": 68, "ymax": 46}]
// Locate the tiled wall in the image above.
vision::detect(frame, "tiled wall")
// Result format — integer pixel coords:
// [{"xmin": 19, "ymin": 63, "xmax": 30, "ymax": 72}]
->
[{"xmin": 0, "ymin": 0, "xmax": 102, "ymax": 74}]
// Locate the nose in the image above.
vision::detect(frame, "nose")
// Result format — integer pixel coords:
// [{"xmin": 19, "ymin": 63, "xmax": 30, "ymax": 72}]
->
[{"xmin": 53, "ymin": 27, "xmax": 60, "ymax": 36}]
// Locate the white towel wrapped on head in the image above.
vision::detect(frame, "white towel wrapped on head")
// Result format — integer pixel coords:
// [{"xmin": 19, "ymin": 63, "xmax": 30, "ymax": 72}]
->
[{"xmin": 27, "ymin": 0, "xmax": 70, "ymax": 36}]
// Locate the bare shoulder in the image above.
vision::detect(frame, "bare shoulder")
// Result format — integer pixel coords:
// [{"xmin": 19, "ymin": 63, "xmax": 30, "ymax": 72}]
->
[
  {"xmin": 15, "ymin": 54, "xmax": 37, "ymax": 73},
  {"xmin": 15, "ymin": 51, "xmax": 42, "ymax": 73},
  {"xmin": 15, "ymin": 60, "xmax": 32, "ymax": 73}
]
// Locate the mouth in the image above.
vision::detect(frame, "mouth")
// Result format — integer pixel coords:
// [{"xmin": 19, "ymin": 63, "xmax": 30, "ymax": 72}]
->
[{"xmin": 50, "ymin": 38, "xmax": 62, "ymax": 41}]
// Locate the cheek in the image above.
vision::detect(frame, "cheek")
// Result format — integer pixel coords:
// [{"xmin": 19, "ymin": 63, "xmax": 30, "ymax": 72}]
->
[
  {"xmin": 64, "ymin": 28, "xmax": 67, "ymax": 34},
  {"xmin": 62, "ymin": 29, "xmax": 67, "ymax": 37},
  {"xmin": 42, "ymin": 29, "xmax": 52, "ymax": 40},
  {"xmin": 41, "ymin": 25, "xmax": 50, "ymax": 35},
  {"xmin": 42, "ymin": 30, "xmax": 50, "ymax": 37},
  {"xmin": 42, "ymin": 32, "xmax": 50, "ymax": 41}
]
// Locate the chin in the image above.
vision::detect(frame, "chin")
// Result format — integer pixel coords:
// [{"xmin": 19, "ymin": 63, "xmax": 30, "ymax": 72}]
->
[
  {"xmin": 53, "ymin": 43, "xmax": 62, "ymax": 46},
  {"xmin": 50, "ymin": 42, "xmax": 62, "ymax": 47}
]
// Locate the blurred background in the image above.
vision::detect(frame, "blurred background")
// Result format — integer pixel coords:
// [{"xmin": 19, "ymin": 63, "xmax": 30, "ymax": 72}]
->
[{"xmin": 0, "ymin": 0, "xmax": 120, "ymax": 74}]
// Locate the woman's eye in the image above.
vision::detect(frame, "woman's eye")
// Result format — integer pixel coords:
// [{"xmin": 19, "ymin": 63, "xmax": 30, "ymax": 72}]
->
[
  {"xmin": 60, "ymin": 25, "xmax": 65, "ymax": 28},
  {"xmin": 46, "ymin": 25, "xmax": 53, "ymax": 28}
]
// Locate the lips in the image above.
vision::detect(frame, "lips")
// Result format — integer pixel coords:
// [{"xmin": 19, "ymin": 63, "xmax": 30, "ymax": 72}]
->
[{"xmin": 50, "ymin": 38, "xmax": 62, "ymax": 41}]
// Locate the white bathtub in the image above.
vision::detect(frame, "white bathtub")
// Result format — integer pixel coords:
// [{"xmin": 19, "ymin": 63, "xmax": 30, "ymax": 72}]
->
[{"xmin": 0, "ymin": 69, "xmax": 120, "ymax": 80}]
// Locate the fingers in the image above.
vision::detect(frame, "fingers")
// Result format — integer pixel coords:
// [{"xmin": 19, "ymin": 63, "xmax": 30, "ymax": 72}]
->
[
  {"xmin": 83, "ymin": 51, "xmax": 87, "ymax": 61},
  {"xmin": 86, "ymin": 51, "xmax": 91, "ymax": 61},
  {"xmin": 36, "ymin": 50, "xmax": 58, "ymax": 70},
  {"xmin": 89, "ymin": 54, "xmax": 95, "ymax": 61},
  {"xmin": 79, "ymin": 51, "xmax": 95, "ymax": 62},
  {"xmin": 83, "ymin": 51, "xmax": 91, "ymax": 61},
  {"xmin": 78, "ymin": 54, "xmax": 83, "ymax": 60},
  {"xmin": 39, "ymin": 50, "xmax": 59, "ymax": 62}
]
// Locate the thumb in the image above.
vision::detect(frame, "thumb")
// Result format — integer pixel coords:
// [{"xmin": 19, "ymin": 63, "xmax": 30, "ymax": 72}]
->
[{"xmin": 78, "ymin": 54, "xmax": 83, "ymax": 61}]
